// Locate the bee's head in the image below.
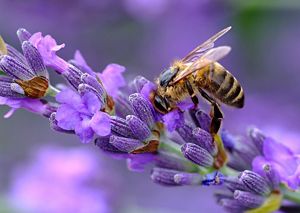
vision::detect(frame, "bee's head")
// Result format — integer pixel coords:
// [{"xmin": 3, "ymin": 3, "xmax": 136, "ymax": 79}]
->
[
  {"xmin": 159, "ymin": 67, "xmax": 179, "ymax": 88},
  {"xmin": 151, "ymin": 93, "xmax": 170, "ymax": 114}
]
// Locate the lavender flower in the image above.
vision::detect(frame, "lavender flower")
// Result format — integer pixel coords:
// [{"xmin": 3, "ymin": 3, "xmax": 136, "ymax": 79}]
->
[
  {"xmin": 2, "ymin": 27, "xmax": 300, "ymax": 213},
  {"xmin": 218, "ymin": 170, "xmax": 282, "ymax": 213},
  {"xmin": 8, "ymin": 146, "xmax": 115, "ymax": 213},
  {"xmin": 0, "ymin": 97, "xmax": 53, "ymax": 118},
  {"xmin": 51, "ymin": 54, "xmax": 127, "ymax": 143},
  {"xmin": 54, "ymin": 88, "xmax": 111, "ymax": 143},
  {"xmin": 223, "ymin": 127, "xmax": 300, "ymax": 190},
  {"xmin": 70, "ymin": 51, "xmax": 126, "ymax": 98},
  {"xmin": 251, "ymin": 131, "xmax": 300, "ymax": 190},
  {"xmin": 174, "ymin": 109, "xmax": 228, "ymax": 172},
  {"xmin": 95, "ymin": 93, "xmax": 156, "ymax": 154},
  {"xmin": 29, "ymin": 31, "xmax": 69, "ymax": 73},
  {"xmin": 0, "ymin": 31, "xmax": 53, "ymax": 117}
]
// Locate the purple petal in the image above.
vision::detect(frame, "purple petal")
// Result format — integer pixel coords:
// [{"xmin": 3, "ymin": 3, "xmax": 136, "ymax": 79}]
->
[
  {"xmin": 252, "ymin": 157, "xmax": 280, "ymax": 189},
  {"xmin": 29, "ymin": 33, "xmax": 68, "ymax": 73},
  {"xmin": 177, "ymin": 99, "xmax": 194, "ymax": 111},
  {"xmin": 140, "ymin": 81, "xmax": 156, "ymax": 100},
  {"xmin": 56, "ymin": 88, "xmax": 81, "ymax": 106},
  {"xmin": 98, "ymin": 64, "xmax": 126, "ymax": 98},
  {"xmin": 162, "ymin": 110, "xmax": 184, "ymax": 132},
  {"xmin": 0, "ymin": 97, "xmax": 47, "ymax": 118},
  {"xmin": 73, "ymin": 50, "xmax": 95, "ymax": 76},
  {"xmin": 56, "ymin": 104, "xmax": 81, "ymax": 130},
  {"xmin": 263, "ymin": 137, "xmax": 298, "ymax": 175},
  {"xmin": 90, "ymin": 111, "xmax": 111, "ymax": 137},
  {"xmin": 81, "ymin": 91, "xmax": 101, "ymax": 115},
  {"xmin": 75, "ymin": 118, "xmax": 94, "ymax": 143},
  {"xmin": 127, "ymin": 153, "xmax": 155, "ymax": 172}
]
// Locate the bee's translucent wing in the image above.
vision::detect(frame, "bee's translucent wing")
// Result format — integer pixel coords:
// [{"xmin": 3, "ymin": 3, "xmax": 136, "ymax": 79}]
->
[
  {"xmin": 172, "ymin": 46, "xmax": 231, "ymax": 83},
  {"xmin": 0, "ymin": 36, "xmax": 7, "ymax": 55},
  {"xmin": 181, "ymin": 26, "xmax": 231, "ymax": 63}
]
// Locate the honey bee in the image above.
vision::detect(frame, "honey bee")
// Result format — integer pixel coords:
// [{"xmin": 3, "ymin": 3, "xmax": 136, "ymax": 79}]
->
[{"xmin": 150, "ymin": 27, "xmax": 244, "ymax": 135}]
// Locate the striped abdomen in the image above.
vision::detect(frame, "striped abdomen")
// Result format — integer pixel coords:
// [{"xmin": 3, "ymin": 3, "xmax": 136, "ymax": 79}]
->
[{"xmin": 195, "ymin": 62, "xmax": 244, "ymax": 108}]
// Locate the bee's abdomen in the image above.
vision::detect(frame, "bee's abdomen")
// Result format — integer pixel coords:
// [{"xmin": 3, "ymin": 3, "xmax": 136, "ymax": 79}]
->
[
  {"xmin": 216, "ymin": 70, "xmax": 244, "ymax": 108},
  {"xmin": 199, "ymin": 63, "xmax": 244, "ymax": 108}
]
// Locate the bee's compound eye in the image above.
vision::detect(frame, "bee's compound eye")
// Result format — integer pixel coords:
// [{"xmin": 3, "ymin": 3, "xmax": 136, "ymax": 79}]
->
[{"xmin": 153, "ymin": 95, "xmax": 169, "ymax": 114}]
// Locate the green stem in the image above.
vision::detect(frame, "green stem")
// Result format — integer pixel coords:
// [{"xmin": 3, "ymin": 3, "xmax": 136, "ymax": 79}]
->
[
  {"xmin": 46, "ymin": 85, "xmax": 60, "ymax": 97},
  {"xmin": 283, "ymin": 189, "xmax": 300, "ymax": 204},
  {"xmin": 158, "ymin": 139, "xmax": 182, "ymax": 156},
  {"xmin": 158, "ymin": 139, "xmax": 213, "ymax": 175},
  {"xmin": 220, "ymin": 166, "xmax": 239, "ymax": 177}
]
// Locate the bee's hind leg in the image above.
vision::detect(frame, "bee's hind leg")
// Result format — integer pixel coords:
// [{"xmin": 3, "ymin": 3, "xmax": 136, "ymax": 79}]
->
[
  {"xmin": 185, "ymin": 81, "xmax": 199, "ymax": 107},
  {"xmin": 198, "ymin": 89, "xmax": 223, "ymax": 135},
  {"xmin": 210, "ymin": 103, "xmax": 223, "ymax": 135}
]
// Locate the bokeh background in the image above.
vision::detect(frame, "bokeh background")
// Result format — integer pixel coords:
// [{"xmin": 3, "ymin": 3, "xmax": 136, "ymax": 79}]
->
[{"xmin": 0, "ymin": 0, "xmax": 300, "ymax": 212}]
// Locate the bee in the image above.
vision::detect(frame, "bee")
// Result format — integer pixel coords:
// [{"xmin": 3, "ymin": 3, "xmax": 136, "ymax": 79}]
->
[{"xmin": 150, "ymin": 26, "xmax": 244, "ymax": 135}]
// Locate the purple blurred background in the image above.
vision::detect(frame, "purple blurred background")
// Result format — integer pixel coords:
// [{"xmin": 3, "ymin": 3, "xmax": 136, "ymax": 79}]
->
[{"xmin": 0, "ymin": 0, "xmax": 300, "ymax": 212}]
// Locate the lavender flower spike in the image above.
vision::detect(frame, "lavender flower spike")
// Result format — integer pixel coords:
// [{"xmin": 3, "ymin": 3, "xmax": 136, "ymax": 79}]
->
[
  {"xmin": 126, "ymin": 115, "xmax": 151, "ymax": 141},
  {"xmin": 17, "ymin": 28, "xmax": 32, "ymax": 43},
  {"xmin": 239, "ymin": 170, "xmax": 272, "ymax": 196},
  {"xmin": 181, "ymin": 143, "xmax": 214, "ymax": 168},
  {"xmin": 218, "ymin": 169, "xmax": 282, "ymax": 213},
  {"xmin": 109, "ymin": 135, "xmax": 143, "ymax": 152},
  {"xmin": 234, "ymin": 190, "xmax": 264, "ymax": 209},
  {"xmin": 151, "ymin": 168, "xmax": 180, "ymax": 186},
  {"xmin": 174, "ymin": 173, "xmax": 203, "ymax": 185},
  {"xmin": 129, "ymin": 93, "xmax": 155, "ymax": 128},
  {"xmin": 0, "ymin": 33, "xmax": 51, "ymax": 117}
]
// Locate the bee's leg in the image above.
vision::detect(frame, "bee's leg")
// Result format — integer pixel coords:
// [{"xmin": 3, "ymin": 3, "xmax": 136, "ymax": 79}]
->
[
  {"xmin": 210, "ymin": 102, "xmax": 223, "ymax": 135},
  {"xmin": 185, "ymin": 81, "xmax": 199, "ymax": 106},
  {"xmin": 198, "ymin": 89, "xmax": 223, "ymax": 135}
]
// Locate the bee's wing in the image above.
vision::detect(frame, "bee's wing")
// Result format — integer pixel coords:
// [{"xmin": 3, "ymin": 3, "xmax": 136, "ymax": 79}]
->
[
  {"xmin": 0, "ymin": 36, "xmax": 8, "ymax": 55},
  {"xmin": 172, "ymin": 46, "xmax": 231, "ymax": 83},
  {"xmin": 181, "ymin": 26, "xmax": 231, "ymax": 63}
]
